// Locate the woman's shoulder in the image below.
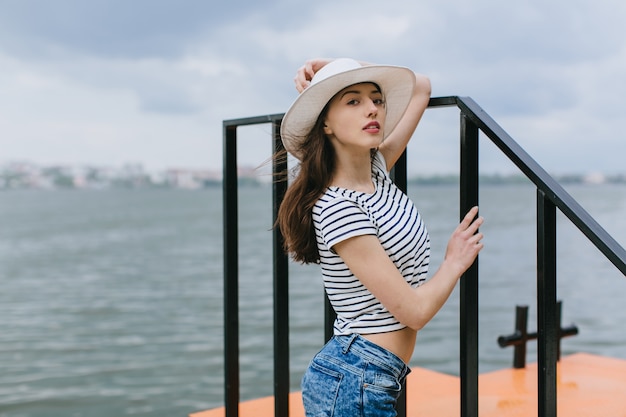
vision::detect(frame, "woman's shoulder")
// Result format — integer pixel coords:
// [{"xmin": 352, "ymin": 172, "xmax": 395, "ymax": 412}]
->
[
  {"xmin": 313, "ymin": 188, "xmax": 362, "ymax": 216},
  {"xmin": 314, "ymin": 188, "xmax": 347, "ymax": 208},
  {"xmin": 371, "ymin": 150, "xmax": 391, "ymax": 178}
]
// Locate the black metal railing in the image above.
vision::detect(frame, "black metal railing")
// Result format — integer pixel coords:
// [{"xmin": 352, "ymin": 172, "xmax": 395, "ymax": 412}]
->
[{"xmin": 222, "ymin": 97, "xmax": 626, "ymax": 417}]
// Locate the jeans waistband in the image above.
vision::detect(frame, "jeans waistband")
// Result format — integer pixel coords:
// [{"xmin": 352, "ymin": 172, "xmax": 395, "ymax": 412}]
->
[{"xmin": 333, "ymin": 334, "xmax": 410, "ymax": 380}]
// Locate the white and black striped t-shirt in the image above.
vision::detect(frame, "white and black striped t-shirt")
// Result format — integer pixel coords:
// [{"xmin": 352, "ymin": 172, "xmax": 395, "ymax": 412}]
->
[{"xmin": 312, "ymin": 151, "xmax": 431, "ymax": 335}]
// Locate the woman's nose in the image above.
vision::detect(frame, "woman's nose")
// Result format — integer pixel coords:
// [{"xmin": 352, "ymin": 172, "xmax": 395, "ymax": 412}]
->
[{"xmin": 366, "ymin": 99, "xmax": 378, "ymax": 116}]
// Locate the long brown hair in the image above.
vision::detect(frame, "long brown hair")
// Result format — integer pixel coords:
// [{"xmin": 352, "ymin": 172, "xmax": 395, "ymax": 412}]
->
[{"xmin": 277, "ymin": 109, "xmax": 335, "ymax": 264}]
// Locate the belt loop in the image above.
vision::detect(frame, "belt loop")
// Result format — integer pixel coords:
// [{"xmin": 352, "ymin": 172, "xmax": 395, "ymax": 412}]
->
[{"xmin": 342, "ymin": 334, "xmax": 359, "ymax": 354}]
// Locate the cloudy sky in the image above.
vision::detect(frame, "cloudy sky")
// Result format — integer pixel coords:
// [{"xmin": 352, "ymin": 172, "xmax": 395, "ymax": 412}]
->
[{"xmin": 1, "ymin": 0, "xmax": 625, "ymax": 176}]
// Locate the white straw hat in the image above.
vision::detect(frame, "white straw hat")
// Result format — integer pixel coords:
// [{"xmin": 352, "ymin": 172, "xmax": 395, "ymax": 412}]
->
[{"xmin": 280, "ymin": 58, "xmax": 415, "ymax": 161}]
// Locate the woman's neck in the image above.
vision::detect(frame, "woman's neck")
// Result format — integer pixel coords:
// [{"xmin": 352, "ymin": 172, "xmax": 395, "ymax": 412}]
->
[{"xmin": 331, "ymin": 151, "xmax": 374, "ymax": 193}]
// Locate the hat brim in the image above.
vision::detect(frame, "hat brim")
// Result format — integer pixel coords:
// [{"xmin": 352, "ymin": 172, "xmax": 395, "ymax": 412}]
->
[{"xmin": 280, "ymin": 64, "xmax": 415, "ymax": 161}]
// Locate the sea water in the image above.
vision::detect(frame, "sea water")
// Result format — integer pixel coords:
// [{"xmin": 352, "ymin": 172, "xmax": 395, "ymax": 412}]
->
[{"xmin": 1, "ymin": 183, "xmax": 625, "ymax": 416}]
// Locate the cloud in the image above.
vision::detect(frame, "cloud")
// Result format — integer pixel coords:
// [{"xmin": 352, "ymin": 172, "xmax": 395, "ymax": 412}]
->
[
  {"xmin": 0, "ymin": 0, "xmax": 267, "ymax": 59},
  {"xmin": 0, "ymin": 0, "xmax": 625, "ymax": 174}
]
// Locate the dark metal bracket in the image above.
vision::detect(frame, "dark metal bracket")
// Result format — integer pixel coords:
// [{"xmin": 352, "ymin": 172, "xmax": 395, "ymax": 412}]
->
[{"xmin": 497, "ymin": 301, "xmax": 579, "ymax": 369}]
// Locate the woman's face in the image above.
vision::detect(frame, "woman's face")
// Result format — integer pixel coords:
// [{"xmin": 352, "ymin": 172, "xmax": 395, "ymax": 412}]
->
[{"xmin": 323, "ymin": 82, "xmax": 386, "ymax": 156}]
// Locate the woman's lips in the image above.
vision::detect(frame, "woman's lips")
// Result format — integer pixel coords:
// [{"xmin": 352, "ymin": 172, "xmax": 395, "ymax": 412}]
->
[{"xmin": 363, "ymin": 121, "xmax": 380, "ymax": 132}]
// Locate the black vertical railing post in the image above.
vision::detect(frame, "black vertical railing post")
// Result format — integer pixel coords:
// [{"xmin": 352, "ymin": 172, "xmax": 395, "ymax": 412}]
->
[
  {"xmin": 223, "ymin": 123, "xmax": 240, "ymax": 417},
  {"xmin": 390, "ymin": 151, "xmax": 408, "ymax": 417},
  {"xmin": 556, "ymin": 301, "xmax": 563, "ymax": 361},
  {"xmin": 323, "ymin": 296, "xmax": 335, "ymax": 343},
  {"xmin": 272, "ymin": 120, "xmax": 290, "ymax": 417},
  {"xmin": 459, "ymin": 113, "xmax": 480, "ymax": 417},
  {"xmin": 390, "ymin": 150, "xmax": 408, "ymax": 191},
  {"xmin": 537, "ymin": 190, "xmax": 558, "ymax": 417}
]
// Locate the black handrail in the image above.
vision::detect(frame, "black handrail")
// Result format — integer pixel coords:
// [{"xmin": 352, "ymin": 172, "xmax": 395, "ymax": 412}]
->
[
  {"xmin": 452, "ymin": 97, "xmax": 626, "ymax": 275},
  {"xmin": 221, "ymin": 97, "xmax": 626, "ymax": 417}
]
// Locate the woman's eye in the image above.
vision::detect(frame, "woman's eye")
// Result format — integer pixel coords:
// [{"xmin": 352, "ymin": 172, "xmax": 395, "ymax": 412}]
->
[
  {"xmin": 374, "ymin": 98, "xmax": 385, "ymax": 105},
  {"xmin": 347, "ymin": 99, "xmax": 359, "ymax": 105}
]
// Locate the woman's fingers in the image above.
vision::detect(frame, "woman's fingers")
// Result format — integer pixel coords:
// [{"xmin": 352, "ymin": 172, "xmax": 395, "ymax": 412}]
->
[
  {"xmin": 458, "ymin": 206, "xmax": 483, "ymax": 235},
  {"xmin": 293, "ymin": 58, "xmax": 333, "ymax": 93},
  {"xmin": 294, "ymin": 66, "xmax": 310, "ymax": 92}
]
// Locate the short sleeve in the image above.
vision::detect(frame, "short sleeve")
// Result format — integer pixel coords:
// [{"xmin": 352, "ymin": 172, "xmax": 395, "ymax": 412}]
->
[{"xmin": 314, "ymin": 197, "xmax": 377, "ymax": 251}]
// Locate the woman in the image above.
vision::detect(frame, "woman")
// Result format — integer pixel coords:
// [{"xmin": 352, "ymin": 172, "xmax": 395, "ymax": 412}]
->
[{"xmin": 277, "ymin": 58, "xmax": 484, "ymax": 416}]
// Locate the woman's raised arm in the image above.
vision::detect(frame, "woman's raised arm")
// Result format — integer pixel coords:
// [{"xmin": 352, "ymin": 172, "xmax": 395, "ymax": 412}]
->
[{"xmin": 378, "ymin": 72, "xmax": 431, "ymax": 170}]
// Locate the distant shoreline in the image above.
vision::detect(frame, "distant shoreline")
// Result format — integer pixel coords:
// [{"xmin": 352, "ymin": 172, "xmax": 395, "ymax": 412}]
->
[
  {"xmin": 3, "ymin": 173, "xmax": 626, "ymax": 191},
  {"xmin": 3, "ymin": 160, "xmax": 625, "ymax": 190}
]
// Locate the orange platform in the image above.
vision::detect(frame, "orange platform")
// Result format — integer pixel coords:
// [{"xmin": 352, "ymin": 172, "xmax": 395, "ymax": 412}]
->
[{"xmin": 193, "ymin": 353, "xmax": 626, "ymax": 417}]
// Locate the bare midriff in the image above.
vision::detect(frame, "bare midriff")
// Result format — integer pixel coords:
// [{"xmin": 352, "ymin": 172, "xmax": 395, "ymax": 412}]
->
[{"xmin": 362, "ymin": 326, "xmax": 417, "ymax": 364}]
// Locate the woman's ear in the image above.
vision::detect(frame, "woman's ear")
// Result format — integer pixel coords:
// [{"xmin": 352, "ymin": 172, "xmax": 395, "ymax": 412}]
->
[{"xmin": 323, "ymin": 122, "xmax": 332, "ymax": 135}]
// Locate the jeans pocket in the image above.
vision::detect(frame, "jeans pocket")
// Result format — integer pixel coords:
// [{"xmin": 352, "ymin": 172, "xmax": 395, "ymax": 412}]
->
[
  {"xmin": 302, "ymin": 358, "xmax": 343, "ymax": 417},
  {"xmin": 364, "ymin": 372, "xmax": 401, "ymax": 393},
  {"xmin": 362, "ymin": 364, "xmax": 402, "ymax": 417}
]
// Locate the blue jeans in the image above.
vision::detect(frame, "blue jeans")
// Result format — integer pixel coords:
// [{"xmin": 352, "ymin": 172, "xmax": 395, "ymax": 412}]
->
[{"xmin": 301, "ymin": 334, "xmax": 411, "ymax": 417}]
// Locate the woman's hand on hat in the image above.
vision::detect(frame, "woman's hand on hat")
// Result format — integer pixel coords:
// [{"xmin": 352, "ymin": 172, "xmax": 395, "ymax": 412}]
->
[{"xmin": 294, "ymin": 58, "xmax": 333, "ymax": 93}]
